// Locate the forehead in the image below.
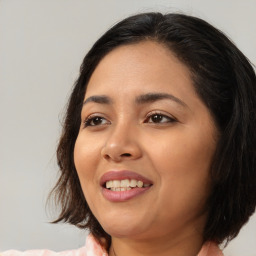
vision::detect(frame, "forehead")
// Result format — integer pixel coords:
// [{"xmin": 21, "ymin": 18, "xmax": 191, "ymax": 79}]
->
[{"xmin": 85, "ymin": 41, "xmax": 197, "ymax": 101}]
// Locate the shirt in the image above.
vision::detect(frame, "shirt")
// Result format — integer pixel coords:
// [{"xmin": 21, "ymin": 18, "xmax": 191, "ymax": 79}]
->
[{"xmin": 0, "ymin": 234, "xmax": 223, "ymax": 256}]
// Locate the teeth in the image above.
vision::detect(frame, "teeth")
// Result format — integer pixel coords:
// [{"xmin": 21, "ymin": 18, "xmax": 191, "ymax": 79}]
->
[
  {"xmin": 105, "ymin": 179, "xmax": 151, "ymax": 190},
  {"xmin": 137, "ymin": 181, "xmax": 143, "ymax": 188},
  {"xmin": 130, "ymin": 179, "xmax": 137, "ymax": 187},
  {"xmin": 106, "ymin": 180, "xmax": 113, "ymax": 188},
  {"xmin": 113, "ymin": 180, "xmax": 120, "ymax": 187},
  {"xmin": 121, "ymin": 179, "xmax": 129, "ymax": 187}
]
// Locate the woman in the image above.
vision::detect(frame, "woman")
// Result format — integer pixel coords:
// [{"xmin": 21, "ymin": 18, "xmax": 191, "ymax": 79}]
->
[{"xmin": 2, "ymin": 12, "xmax": 256, "ymax": 256}]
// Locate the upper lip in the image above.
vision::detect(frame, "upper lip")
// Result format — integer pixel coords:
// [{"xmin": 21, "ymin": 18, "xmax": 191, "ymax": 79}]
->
[{"xmin": 100, "ymin": 170, "xmax": 153, "ymax": 187}]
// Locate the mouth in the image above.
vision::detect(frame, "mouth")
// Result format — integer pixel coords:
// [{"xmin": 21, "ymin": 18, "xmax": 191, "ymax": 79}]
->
[
  {"xmin": 104, "ymin": 179, "xmax": 152, "ymax": 191},
  {"xmin": 100, "ymin": 170, "xmax": 153, "ymax": 202}
]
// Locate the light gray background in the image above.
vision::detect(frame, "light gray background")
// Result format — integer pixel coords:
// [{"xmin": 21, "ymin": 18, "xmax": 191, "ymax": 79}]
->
[{"xmin": 0, "ymin": 0, "xmax": 255, "ymax": 255}]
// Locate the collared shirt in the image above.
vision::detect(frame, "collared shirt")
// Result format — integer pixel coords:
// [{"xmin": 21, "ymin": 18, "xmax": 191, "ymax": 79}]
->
[{"xmin": 1, "ymin": 234, "xmax": 223, "ymax": 256}]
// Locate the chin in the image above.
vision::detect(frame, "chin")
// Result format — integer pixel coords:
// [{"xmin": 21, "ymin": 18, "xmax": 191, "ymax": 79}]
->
[
  {"xmin": 98, "ymin": 214, "xmax": 149, "ymax": 239},
  {"xmin": 103, "ymin": 225, "xmax": 147, "ymax": 239}
]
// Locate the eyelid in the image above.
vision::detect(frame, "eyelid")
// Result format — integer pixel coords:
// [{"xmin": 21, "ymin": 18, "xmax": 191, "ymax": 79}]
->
[
  {"xmin": 145, "ymin": 110, "xmax": 177, "ymax": 123},
  {"xmin": 82, "ymin": 113, "xmax": 111, "ymax": 128}
]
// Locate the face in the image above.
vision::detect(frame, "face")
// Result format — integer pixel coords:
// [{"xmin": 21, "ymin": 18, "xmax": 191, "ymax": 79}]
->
[{"xmin": 74, "ymin": 41, "xmax": 218, "ymax": 241}]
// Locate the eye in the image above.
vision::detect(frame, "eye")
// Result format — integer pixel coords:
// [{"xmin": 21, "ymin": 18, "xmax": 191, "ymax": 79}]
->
[
  {"xmin": 83, "ymin": 115, "xmax": 110, "ymax": 127},
  {"xmin": 145, "ymin": 112, "xmax": 176, "ymax": 124}
]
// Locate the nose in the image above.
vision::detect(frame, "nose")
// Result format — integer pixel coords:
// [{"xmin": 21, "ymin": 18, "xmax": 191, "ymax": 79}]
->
[{"xmin": 101, "ymin": 123, "xmax": 142, "ymax": 162}]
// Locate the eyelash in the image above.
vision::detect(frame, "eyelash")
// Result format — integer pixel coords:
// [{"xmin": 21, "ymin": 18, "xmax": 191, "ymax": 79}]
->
[
  {"xmin": 145, "ymin": 111, "xmax": 177, "ymax": 124},
  {"xmin": 83, "ymin": 114, "xmax": 110, "ymax": 128},
  {"xmin": 83, "ymin": 111, "xmax": 176, "ymax": 128}
]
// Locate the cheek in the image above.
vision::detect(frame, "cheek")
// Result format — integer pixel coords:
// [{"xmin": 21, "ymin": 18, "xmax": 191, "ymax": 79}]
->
[
  {"xmin": 73, "ymin": 136, "xmax": 103, "ymax": 213},
  {"xmin": 149, "ymin": 128, "xmax": 215, "ymax": 173},
  {"xmin": 73, "ymin": 135, "xmax": 101, "ymax": 189},
  {"xmin": 148, "ymin": 128, "xmax": 215, "ymax": 204}
]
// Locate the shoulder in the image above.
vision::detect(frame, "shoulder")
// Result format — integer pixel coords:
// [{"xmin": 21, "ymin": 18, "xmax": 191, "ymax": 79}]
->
[
  {"xmin": 0, "ymin": 247, "xmax": 87, "ymax": 256},
  {"xmin": 0, "ymin": 234, "xmax": 107, "ymax": 256}
]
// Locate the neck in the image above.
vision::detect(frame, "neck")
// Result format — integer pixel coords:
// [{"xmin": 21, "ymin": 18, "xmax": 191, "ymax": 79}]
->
[{"xmin": 109, "ymin": 232, "xmax": 204, "ymax": 256}]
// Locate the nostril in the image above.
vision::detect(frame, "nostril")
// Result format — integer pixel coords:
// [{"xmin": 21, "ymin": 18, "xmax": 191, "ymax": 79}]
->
[
  {"xmin": 104, "ymin": 155, "xmax": 111, "ymax": 160},
  {"xmin": 121, "ymin": 153, "xmax": 132, "ymax": 157}
]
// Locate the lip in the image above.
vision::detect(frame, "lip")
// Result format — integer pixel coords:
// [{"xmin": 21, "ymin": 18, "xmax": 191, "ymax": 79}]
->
[
  {"xmin": 100, "ymin": 170, "xmax": 153, "ymax": 202},
  {"xmin": 100, "ymin": 170, "xmax": 153, "ymax": 186}
]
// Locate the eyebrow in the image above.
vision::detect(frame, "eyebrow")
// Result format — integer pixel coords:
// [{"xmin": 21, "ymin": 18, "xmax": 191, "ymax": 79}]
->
[
  {"xmin": 83, "ymin": 95, "xmax": 112, "ymax": 105},
  {"xmin": 135, "ymin": 93, "xmax": 187, "ymax": 107},
  {"xmin": 83, "ymin": 93, "xmax": 187, "ymax": 108}
]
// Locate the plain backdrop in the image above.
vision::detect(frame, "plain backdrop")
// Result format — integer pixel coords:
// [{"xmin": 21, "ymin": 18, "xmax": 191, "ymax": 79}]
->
[{"xmin": 0, "ymin": 0, "xmax": 255, "ymax": 255}]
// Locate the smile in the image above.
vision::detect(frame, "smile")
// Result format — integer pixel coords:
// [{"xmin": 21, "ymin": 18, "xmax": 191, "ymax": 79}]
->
[
  {"xmin": 105, "ymin": 179, "xmax": 151, "ymax": 191},
  {"xmin": 100, "ymin": 170, "xmax": 153, "ymax": 202}
]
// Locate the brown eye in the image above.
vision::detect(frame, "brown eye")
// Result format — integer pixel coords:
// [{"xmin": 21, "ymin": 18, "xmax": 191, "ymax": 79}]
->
[
  {"xmin": 146, "ymin": 113, "xmax": 176, "ymax": 124},
  {"xmin": 151, "ymin": 114, "xmax": 164, "ymax": 123},
  {"xmin": 84, "ymin": 116, "xmax": 109, "ymax": 127}
]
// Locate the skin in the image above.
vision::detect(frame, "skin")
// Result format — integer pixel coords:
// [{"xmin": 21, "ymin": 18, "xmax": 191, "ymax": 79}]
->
[{"xmin": 74, "ymin": 41, "xmax": 218, "ymax": 256}]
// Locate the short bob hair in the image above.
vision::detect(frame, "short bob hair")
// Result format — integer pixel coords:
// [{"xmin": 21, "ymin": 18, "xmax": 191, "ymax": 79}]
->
[{"xmin": 52, "ymin": 12, "xmax": 256, "ymax": 246}]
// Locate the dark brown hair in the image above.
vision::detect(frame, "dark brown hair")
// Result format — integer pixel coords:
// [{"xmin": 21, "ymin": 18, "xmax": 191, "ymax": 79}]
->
[{"xmin": 51, "ymin": 12, "xmax": 256, "ymax": 245}]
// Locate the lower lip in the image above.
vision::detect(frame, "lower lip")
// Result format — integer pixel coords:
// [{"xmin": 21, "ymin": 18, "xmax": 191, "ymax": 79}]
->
[{"xmin": 102, "ymin": 186, "xmax": 151, "ymax": 202}]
